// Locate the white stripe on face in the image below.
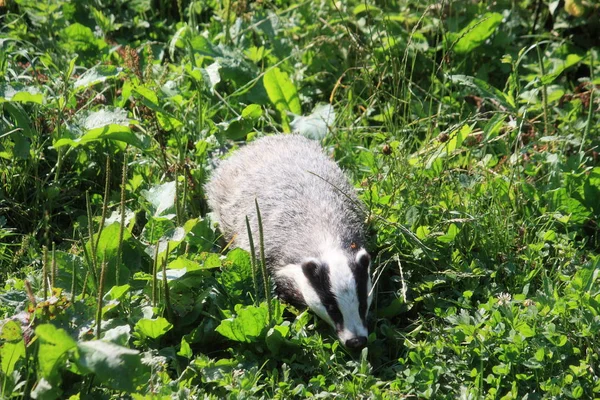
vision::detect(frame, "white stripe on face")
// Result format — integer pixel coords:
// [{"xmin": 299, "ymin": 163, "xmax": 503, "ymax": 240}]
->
[
  {"xmin": 320, "ymin": 247, "xmax": 368, "ymax": 340},
  {"xmin": 275, "ymin": 262, "xmax": 335, "ymax": 327}
]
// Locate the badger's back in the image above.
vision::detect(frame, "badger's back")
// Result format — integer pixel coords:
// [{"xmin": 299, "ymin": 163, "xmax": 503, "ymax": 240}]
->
[{"xmin": 206, "ymin": 135, "xmax": 366, "ymax": 267}]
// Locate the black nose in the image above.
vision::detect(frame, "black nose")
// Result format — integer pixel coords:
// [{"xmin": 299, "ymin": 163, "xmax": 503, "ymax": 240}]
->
[{"xmin": 345, "ymin": 336, "xmax": 367, "ymax": 349}]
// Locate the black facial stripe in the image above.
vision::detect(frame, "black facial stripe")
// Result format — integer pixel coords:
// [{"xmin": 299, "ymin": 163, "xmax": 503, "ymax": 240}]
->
[
  {"xmin": 302, "ymin": 261, "xmax": 344, "ymax": 331},
  {"xmin": 353, "ymin": 257, "xmax": 369, "ymax": 323},
  {"xmin": 274, "ymin": 276, "xmax": 307, "ymax": 308}
]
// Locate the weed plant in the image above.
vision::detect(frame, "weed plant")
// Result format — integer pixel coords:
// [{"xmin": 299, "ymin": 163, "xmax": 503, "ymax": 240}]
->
[{"xmin": 1, "ymin": 0, "xmax": 599, "ymax": 398}]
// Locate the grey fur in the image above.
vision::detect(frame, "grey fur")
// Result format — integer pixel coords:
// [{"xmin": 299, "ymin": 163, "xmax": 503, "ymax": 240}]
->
[{"xmin": 205, "ymin": 135, "xmax": 370, "ymax": 340}]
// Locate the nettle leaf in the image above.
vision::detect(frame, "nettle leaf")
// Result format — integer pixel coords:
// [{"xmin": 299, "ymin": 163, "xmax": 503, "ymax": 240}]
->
[
  {"xmin": 35, "ymin": 325, "xmax": 77, "ymax": 385},
  {"xmin": 54, "ymin": 107, "xmax": 147, "ymax": 149},
  {"xmin": 76, "ymin": 341, "xmax": 149, "ymax": 392},
  {"xmin": 134, "ymin": 317, "xmax": 173, "ymax": 340},
  {"xmin": 291, "ymin": 103, "xmax": 335, "ymax": 140},
  {"xmin": 0, "ymin": 83, "xmax": 43, "ymax": 104},
  {"xmin": 216, "ymin": 303, "xmax": 269, "ymax": 343},
  {"xmin": 74, "ymin": 65, "xmax": 123, "ymax": 91},
  {"xmin": 263, "ymin": 67, "xmax": 301, "ymax": 131},
  {"xmin": 448, "ymin": 12, "xmax": 503, "ymax": 54}
]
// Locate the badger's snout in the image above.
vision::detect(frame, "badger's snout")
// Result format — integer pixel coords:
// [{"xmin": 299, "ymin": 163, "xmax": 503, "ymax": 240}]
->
[{"xmin": 345, "ymin": 336, "xmax": 367, "ymax": 349}]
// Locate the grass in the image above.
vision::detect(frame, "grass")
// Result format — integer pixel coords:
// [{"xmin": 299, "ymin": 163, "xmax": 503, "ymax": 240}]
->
[{"xmin": 1, "ymin": 0, "xmax": 599, "ymax": 398}]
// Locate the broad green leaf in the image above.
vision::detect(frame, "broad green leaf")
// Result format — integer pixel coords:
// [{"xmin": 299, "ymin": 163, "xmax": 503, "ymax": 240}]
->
[
  {"xmin": 141, "ymin": 181, "xmax": 176, "ymax": 217},
  {"xmin": 60, "ymin": 23, "xmax": 98, "ymax": 53},
  {"xmin": 446, "ymin": 124, "xmax": 470, "ymax": 154},
  {"xmin": 30, "ymin": 377, "xmax": 61, "ymax": 400},
  {"xmin": 133, "ymin": 85, "xmax": 159, "ymax": 106},
  {"xmin": 264, "ymin": 68, "xmax": 301, "ymax": 114},
  {"xmin": 0, "ymin": 83, "xmax": 43, "ymax": 104},
  {"xmin": 437, "ymin": 223, "xmax": 460, "ymax": 243},
  {"xmin": 74, "ymin": 65, "xmax": 123, "ymax": 90},
  {"xmin": 263, "ymin": 67, "xmax": 301, "ymax": 131},
  {"xmin": 545, "ymin": 188, "xmax": 591, "ymax": 224},
  {"xmin": 1, "ymin": 319, "xmax": 22, "ymax": 341},
  {"xmin": 218, "ymin": 118, "xmax": 254, "ymax": 140},
  {"xmin": 415, "ymin": 226, "xmax": 430, "ymax": 240},
  {"xmin": 178, "ymin": 336, "xmax": 193, "ymax": 359},
  {"xmin": 265, "ymin": 324, "xmax": 290, "ymax": 354},
  {"xmin": 134, "ymin": 317, "xmax": 173, "ymax": 340},
  {"xmin": 4, "ymin": 102, "xmax": 35, "ymax": 138},
  {"xmin": 219, "ymin": 248, "xmax": 253, "ymax": 300},
  {"xmin": 35, "ymin": 324, "xmax": 77, "ymax": 384},
  {"xmin": 11, "ymin": 131, "xmax": 30, "ymax": 160},
  {"xmin": 86, "ymin": 223, "xmax": 143, "ymax": 289},
  {"xmin": 201, "ymin": 61, "xmax": 221, "ymax": 93},
  {"xmin": 449, "ymin": 12, "xmax": 503, "ymax": 54},
  {"xmin": 1, "ymin": 321, "xmax": 25, "ymax": 376},
  {"xmin": 104, "ymin": 284, "xmax": 131, "ymax": 301},
  {"xmin": 168, "ymin": 256, "xmax": 203, "ymax": 270},
  {"xmin": 216, "ymin": 303, "xmax": 269, "ymax": 343},
  {"xmin": 541, "ymin": 54, "xmax": 584, "ymax": 85},
  {"xmin": 54, "ymin": 107, "xmax": 146, "ymax": 149},
  {"xmin": 291, "ymin": 104, "xmax": 335, "ymax": 140},
  {"xmin": 515, "ymin": 322, "xmax": 536, "ymax": 338},
  {"xmin": 102, "ymin": 325, "xmax": 131, "ymax": 347},
  {"xmin": 241, "ymin": 104, "xmax": 263, "ymax": 119},
  {"xmin": 76, "ymin": 341, "xmax": 149, "ymax": 392},
  {"xmin": 448, "ymin": 74, "xmax": 514, "ymax": 110}
]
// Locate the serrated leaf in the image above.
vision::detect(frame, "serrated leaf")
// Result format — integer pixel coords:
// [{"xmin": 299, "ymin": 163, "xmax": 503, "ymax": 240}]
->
[{"xmin": 74, "ymin": 65, "xmax": 123, "ymax": 90}]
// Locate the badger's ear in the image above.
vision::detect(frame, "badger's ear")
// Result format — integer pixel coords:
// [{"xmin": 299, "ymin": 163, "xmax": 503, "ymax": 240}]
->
[
  {"xmin": 301, "ymin": 259, "xmax": 322, "ymax": 281},
  {"xmin": 356, "ymin": 249, "xmax": 371, "ymax": 269}
]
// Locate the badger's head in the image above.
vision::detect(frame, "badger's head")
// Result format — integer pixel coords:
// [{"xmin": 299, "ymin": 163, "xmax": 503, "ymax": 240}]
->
[{"xmin": 275, "ymin": 248, "xmax": 373, "ymax": 349}]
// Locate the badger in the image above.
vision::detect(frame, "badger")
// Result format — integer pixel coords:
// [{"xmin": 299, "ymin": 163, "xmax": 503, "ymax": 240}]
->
[{"xmin": 205, "ymin": 135, "xmax": 372, "ymax": 349}]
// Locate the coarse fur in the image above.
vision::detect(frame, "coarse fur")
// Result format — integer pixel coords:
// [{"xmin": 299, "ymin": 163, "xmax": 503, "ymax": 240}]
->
[{"xmin": 206, "ymin": 134, "xmax": 372, "ymax": 348}]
